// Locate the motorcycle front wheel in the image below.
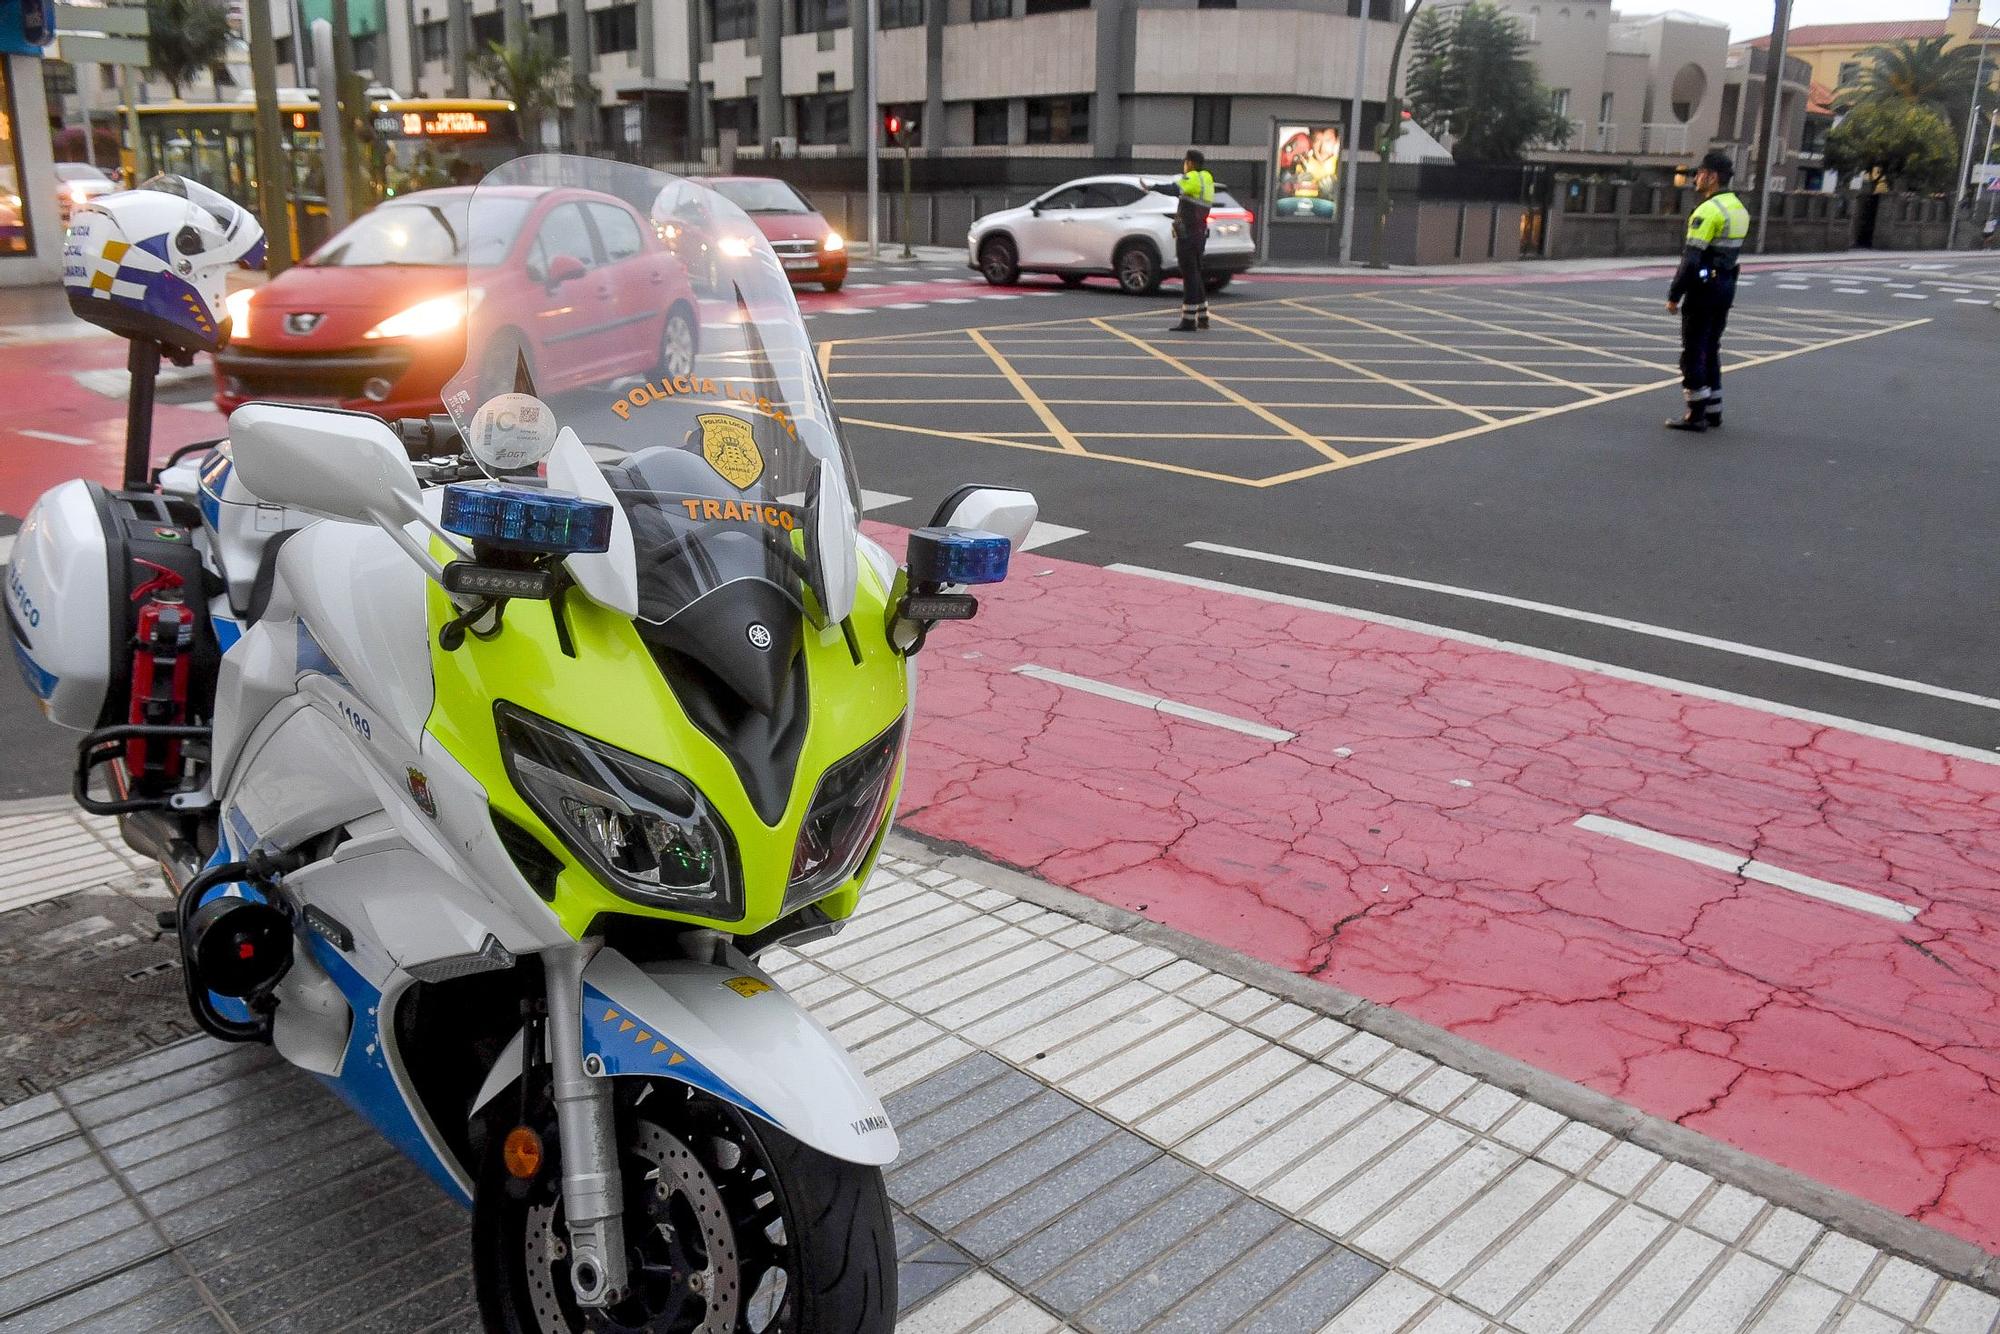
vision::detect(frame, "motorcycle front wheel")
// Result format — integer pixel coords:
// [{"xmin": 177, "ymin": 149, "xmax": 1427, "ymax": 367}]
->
[{"xmin": 473, "ymin": 1078, "xmax": 897, "ymax": 1334}]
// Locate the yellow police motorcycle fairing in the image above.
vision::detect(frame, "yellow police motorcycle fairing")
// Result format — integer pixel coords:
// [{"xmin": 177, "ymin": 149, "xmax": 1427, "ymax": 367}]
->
[{"xmin": 14, "ymin": 155, "xmax": 1036, "ymax": 1334}]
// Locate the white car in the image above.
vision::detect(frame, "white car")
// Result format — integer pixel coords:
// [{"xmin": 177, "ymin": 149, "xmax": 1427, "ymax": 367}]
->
[
  {"xmin": 54, "ymin": 162, "xmax": 118, "ymax": 222},
  {"xmin": 967, "ymin": 174, "xmax": 1255, "ymax": 295}
]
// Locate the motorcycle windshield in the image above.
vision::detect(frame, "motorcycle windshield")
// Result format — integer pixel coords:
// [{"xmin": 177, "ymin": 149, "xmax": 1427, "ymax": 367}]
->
[{"xmin": 441, "ymin": 155, "xmax": 860, "ymax": 628}]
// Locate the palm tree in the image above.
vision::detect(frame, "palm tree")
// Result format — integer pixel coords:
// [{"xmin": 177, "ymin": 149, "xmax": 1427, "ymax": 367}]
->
[
  {"xmin": 470, "ymin": 36, "xmax": 579, "ymax": 148},
  {"xmin": 146, "ymin": 0, "xmax": 232, "ymax": 99},
  {"xmin": 1407, "ymin": 3, "xmax": 1572, "ymax": 163},
  {"xmin": 1837, "ymin": 36, "xmax": 1994, "ymax": 139}
]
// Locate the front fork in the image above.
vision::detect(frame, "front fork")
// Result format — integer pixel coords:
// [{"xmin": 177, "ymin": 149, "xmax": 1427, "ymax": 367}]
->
[{"xmin": 544, "ymin": 942, "xmax": 630, "ymax": 1307}]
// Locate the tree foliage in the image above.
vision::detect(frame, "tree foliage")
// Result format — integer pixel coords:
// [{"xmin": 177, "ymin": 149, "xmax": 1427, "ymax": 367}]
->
[
  {"xmin": 470, "ymin": 36, "xmax": 579, "ymax": 134},
  {"xmin": 1837, "ymin": 36, "xmax": 1993, "ymax": 139},
  {"xmin": 147, "ymin": 0, "xmax": 232, "ymax": 99},
  {"xmin": 1824, "ymin": 99, "xmax": 1959, "ymax": 193},
  {"xmin": 1406, "ymin": 2, "xmax": 1572, "ymax": 164}
]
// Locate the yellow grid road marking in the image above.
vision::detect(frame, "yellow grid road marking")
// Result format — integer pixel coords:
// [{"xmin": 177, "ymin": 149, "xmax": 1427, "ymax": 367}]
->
[
  {"xmin": 1216, "ymin": 309, "xmax": 1499, "ymax": 423},
  {"xmin": 1351, "ymin": 291, "xmax": 1679, "ymax": 374},
  {"xmin": 1091, "ymin": 319, "xmax": 1353, "ymax": 463},
  {"xmin": 967, "ymin": 329, "xmax": 1087, "ymax": 454}
]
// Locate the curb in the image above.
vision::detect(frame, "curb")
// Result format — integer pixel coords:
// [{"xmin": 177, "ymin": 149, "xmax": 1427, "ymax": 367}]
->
[{"xmin": 885, "ymin": 829, "xmax": 2000, "ymax": 1296}]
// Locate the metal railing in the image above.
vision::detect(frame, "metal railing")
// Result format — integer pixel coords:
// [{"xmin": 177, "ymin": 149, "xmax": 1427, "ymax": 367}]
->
[{"xmin": 1640, "ymin": 123, "xmax": 1690, "ymax": 155}]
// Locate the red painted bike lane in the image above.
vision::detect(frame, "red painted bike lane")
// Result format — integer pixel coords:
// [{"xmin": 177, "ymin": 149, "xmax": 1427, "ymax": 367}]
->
[
  {"xmin": 884, "ymin": 532, "xmax": 2000, "ymax": 1254},
  {"xmin": 0, "ymin": 336, "xmax": 226, "ymax": 518}
]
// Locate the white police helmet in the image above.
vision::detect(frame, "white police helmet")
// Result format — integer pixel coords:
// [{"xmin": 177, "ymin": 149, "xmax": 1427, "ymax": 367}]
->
[{"xmin": 62, "ymin": 175, "xmax": 266, "ymax": 356}]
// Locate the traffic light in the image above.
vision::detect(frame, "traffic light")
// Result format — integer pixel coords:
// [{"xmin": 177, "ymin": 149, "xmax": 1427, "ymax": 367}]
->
[{"xmin": 884, "ymin": 111, "xmax": 904, "ymax": 146}]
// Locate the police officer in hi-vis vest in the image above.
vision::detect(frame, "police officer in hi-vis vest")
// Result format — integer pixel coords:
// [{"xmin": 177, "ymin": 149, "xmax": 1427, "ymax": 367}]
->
[
  {"xmin": 1151, "ymin": 148, "xmax": 1215, "ymax": 332},
  {"xmin": 1665, "ymin": 150, "xmax": 1751, "ymax": 432}
]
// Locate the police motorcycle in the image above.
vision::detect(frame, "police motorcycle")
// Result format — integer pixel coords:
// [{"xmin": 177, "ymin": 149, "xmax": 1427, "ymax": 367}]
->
[{"xmin": 7, "ymin": 156, "xmax": 1039, "ymax": 1333}]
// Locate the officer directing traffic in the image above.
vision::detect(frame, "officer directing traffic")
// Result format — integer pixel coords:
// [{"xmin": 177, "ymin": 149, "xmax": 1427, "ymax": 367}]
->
[
  {"xmin": 1152, "ymin": 148, "xmax": 1215, "ymax": 332},
  {"xmin": 1665, "ymin": 150, "xmax": 1750, "ymax": 432}
]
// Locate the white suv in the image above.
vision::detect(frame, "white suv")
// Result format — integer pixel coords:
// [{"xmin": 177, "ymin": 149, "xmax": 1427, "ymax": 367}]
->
[{"xmin": 967, "ymin": 175, "xmax": 1255, "ymax": 295}]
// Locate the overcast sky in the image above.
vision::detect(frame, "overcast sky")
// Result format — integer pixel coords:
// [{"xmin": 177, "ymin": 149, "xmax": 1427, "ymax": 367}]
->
[{"xmin": 1611, "ymin": 0, "xmax": 1999, "ymax": 42}]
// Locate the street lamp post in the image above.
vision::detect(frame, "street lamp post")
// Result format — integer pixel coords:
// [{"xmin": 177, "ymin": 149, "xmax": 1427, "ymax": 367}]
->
[
  {"xmin": 1338, "ymin": 17, "xmax": 1367, "ymax": 265},
  {"xmin": 865, "ymin": 0, "xmax": 880, "ymax": 258},
  {"xmin": 1946, "ymin": 41, "xmax": 1989, "ymax": 251},
  {"xmin": 1752, "ymin": 0, "xmax": 1793, "ymax": 254},
  {"xmin": 1371, "ymin": 0, "xmax": 1423, "ymax": 268}
]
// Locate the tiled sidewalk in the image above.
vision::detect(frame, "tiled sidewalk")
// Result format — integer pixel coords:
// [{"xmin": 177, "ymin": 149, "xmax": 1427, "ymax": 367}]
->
[{"xmin": 0, "ymin": 811, "xmax": 1995, "ymax": 1332}]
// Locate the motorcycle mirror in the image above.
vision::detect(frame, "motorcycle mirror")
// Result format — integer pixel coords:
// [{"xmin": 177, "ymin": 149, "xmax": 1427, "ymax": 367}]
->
[
  {"xmin": 228, "ymin": 403, "xmax": 459, "ymax": 582},
  {"xmin": 927, "ymin": 485, "xmax": 1038, "ymax": 552}
]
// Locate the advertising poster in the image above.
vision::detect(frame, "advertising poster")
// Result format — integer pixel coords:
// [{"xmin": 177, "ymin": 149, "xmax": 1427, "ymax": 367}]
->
[{"xmin": 1274, "ymin": 123, "xmax": 1341, "ymax": 221}]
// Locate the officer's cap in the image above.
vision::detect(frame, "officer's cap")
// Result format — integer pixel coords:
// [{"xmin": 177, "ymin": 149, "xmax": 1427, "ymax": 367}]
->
[{"xmin": 1688, "ymin": 150, "xmax": 1735, "ymax": 180}]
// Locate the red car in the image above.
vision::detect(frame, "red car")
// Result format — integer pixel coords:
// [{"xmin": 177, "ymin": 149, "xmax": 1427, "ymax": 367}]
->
[
  {"xmin": 702, "ymin": 176, "xmax": 848, "ymax": 293},
  {"xmin": 216, "ymin": 185, "xmax": 701, "ymax": 420}
]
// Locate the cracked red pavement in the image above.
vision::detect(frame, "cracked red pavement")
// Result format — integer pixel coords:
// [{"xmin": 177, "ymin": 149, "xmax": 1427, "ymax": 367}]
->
[{"xmin": 882, "ymin": 528, "xmax": 2000, "ymax": 1254}]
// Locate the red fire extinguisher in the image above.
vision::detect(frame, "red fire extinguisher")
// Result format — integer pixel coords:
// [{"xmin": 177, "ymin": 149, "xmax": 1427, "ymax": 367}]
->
[{"xmin": 127, "ymin": 561, "xmax": 194, "ymax": 786}]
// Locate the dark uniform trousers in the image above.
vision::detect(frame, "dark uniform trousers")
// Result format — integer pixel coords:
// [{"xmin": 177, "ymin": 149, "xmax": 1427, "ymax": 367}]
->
[
  {"xmin": 1177, "ymin": 232, "xmax": 1208, "ymax": 322},
  {"xmin": 1679, "ymin": 282, "xmax": 1734, "ymax": 416}
]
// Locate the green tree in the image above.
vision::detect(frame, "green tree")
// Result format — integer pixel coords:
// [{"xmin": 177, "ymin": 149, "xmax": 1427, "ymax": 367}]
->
[
  {"xmin": 1406, "ymin": 2, "xmax": 1572, "ymax": 164},
  {"xmin": 1837, "ymin": 36, "xmax": 1994, "ymax": 139},
  {"xmin": 470, "ymin": 36, "xmax": 579, "ymax": 141},
  {"xmin": 1824, "ymin": 100, "xmax": 1959, "ymax": 193},
  {"xmin": 146, "ymin": 0, "xmax": 232, "ymax": 99}
]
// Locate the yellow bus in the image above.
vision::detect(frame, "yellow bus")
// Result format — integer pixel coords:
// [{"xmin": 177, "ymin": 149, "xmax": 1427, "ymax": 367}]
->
[{"xmin": 128, "ymin": 97, "xmax": 524, "ymax": 260}]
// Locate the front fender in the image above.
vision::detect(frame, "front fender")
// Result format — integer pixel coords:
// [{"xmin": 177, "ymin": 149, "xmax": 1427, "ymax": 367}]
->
[{"xmin": 472, "ymin": 949, "xmax": 897, "ymax": 1166}]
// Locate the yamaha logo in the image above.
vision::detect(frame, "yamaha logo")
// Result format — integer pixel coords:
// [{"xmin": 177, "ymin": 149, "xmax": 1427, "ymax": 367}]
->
[
  {"xmin": 746, "ymin": 623, "xmax": 773, "ymax": 651},
  {"xmin": 285, "ymin": 312, "xmax": 324, "ymax": 335}
]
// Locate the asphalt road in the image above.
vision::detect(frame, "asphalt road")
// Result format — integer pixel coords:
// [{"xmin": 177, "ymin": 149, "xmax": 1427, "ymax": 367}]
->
[{"xmin": 3, "ymin": 255, "xmax": 1997, "ymax": 798}]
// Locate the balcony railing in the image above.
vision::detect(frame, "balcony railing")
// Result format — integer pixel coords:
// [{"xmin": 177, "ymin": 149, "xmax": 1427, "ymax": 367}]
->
[{"xmin": 1641, "ymin": 122, "xmax": 1690, "ymax": 155}]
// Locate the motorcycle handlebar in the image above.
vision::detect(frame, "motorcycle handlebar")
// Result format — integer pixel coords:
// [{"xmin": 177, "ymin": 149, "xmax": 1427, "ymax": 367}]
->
[{"xmin": 395, "ymin": 414, "xmax": 465, "ymax": 459}]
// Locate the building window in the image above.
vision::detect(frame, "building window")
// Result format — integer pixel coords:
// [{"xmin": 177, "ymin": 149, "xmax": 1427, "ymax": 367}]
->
[
  {"xmin": 1548, "ymin": 87, "xmax": 1569, "ymax": 118},
  {"xmin": 530, "ymin": 14, "xmax": 567, "ymax": 54},
  {"xmin": 796, "ymin": 0, "xmax": 848, "ymax": 33},
  {"xmin": 351, "ymin": 33, "xmax": 378, "ymax": 70},
  {"xmin": 713, "ymin": 95, "xmax": 759, "ymax": 144},
  {"xmin": 1024, "ymin": 93, "xmax": 1088, "ymax": 144},
  {"xmin": 592, "ymin": 5, "xmax": 638, "ymax": 53},
  {"xmin": 275, "ymin": 34, "xmax": 294, "ymax": 66},
  {"xmin": 711, "ymin": 0, "xmax": 757, "ymax": 42},
  {"xmin": 794, "ymin": 91, "xmax": 850, "ymax": 145},
  {"xmin": 470, "ymin": 11, "xmax": 503, "ymax": 49},
  {"xmin": 1023, "ymin": 0, "xmax": 1086, "ymax": 11},
  {"xmin": 971, "ymin": 0, "xmax": 1009, "ymax": 17},
  {"xmin": 972, "ymin": 98, "xmax": 1008, "ymax": 144},
  {"xmin": 881, "ymin": 0, "xmax": 922, "ymax": 28},
  {"xmin": 1197, "ymin": 0, "xmax": 1235, "ymax": 8},
  {"xmin": 0, "ymin": 60, "xmax": 30, "ymax": 257},
  {"xmin": 1191, "ymin": 95, "xmax": 1230, "ymax": 144},
  {"xmin": 418, "ymin": 19, "xmax": 448, "ymax": 61},
  {"xmin": 1837, "ymin": 60, "xmax": 1860, "ymax": 86}
]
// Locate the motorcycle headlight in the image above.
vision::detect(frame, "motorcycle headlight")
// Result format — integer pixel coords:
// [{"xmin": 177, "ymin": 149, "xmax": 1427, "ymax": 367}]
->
[
  {"xmin": 787, "ymin": 718, "xmax": 905, "ymax": 914},
  {"xmin": 497, "ymin": 704, "xmax": 742, "ymax": 918}
]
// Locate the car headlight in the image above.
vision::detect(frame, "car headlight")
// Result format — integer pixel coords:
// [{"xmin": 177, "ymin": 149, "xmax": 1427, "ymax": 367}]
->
[
  {"xmin": 497, "ymin": 704, "xmax": 743, "ymax": 918},
  {"xmin": 224, "ymin": 287, "xmax": 256, "ymax": 335},
  {"xmin": 364, "ymin": 289, "xmax": 480, "ymax": 340},
  {"xmin": 822, "ymin": 230, "xmax": 845, "ymax": 253},
  {"xmin": 68, "ymin": 183, "xmax": 91, "ymax": 204},
  {"xmin": 718, "ymin": 235, "xmax": 755, "ymax": 258},
  {"xmin": 786, "ymin": 718, "xmax": 904, "ymax": 914}
]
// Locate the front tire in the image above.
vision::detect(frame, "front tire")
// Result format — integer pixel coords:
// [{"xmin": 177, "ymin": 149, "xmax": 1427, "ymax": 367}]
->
[
  {"xmin": 1204, "ymin": 271, "xmax": 1233, "ymax": 292},
  {"xmin": 979, "ymin": 236, "xmax": 1020, "ymax": 286},
  {"xmin": 474, "ymin": 1079, "xmax": 896, "ymax": 1334}
]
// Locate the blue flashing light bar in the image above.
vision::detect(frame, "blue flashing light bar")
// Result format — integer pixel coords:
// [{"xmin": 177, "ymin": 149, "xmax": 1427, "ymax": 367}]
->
[
  {"xmin": 441, "ymin": 482, "xmax": 614, "ymax": 555},
  {"xmin": 906, "ymin": 526, "xmax": 1012, "ymax": 587}
]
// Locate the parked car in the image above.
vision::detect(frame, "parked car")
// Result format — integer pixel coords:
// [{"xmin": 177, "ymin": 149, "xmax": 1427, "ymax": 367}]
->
[
  {"xmin": 701, "ymin": 176, "xmax": 848, "ymax": 292},
  {"xmin": 967, "ymin": 175, "xmax": 1255, "ymax": 295},
  {"xmin": 54, "ymin": 162, "xmax": 118, "ymax": 223},
  {"xmin": 215, "ymin": 185, "xmax": 701, "ymax": 420}
]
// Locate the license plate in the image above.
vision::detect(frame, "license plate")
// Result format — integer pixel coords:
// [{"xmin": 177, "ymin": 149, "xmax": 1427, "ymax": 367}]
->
[
  {"xmin": 1216, "ymin": 224, "xmax": 1241, "ymax": 236},
  {"xmin": 783, "ymin": 257, "xmax": 818, "ymax": 271}
]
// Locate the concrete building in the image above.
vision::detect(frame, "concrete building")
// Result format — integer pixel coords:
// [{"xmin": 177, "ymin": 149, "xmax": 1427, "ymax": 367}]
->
[
  {"xmin": 2, "ymin": 0, "xmax": 61, "ymax": 286},
  {"xmin": 1461, "ymin": 1, "xmax": 1730, "ymax": 167},
  {"xmin": 1745, "ymin": 0, "xmax": 1998, "ymax": 99},
  {"xmin": 81, "ymin": 0, "xmax": 1405, "ymax": 180},
  {"xmin": 1713, "ymin": 42, "xmax": 1812, "ymax": 188}
]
